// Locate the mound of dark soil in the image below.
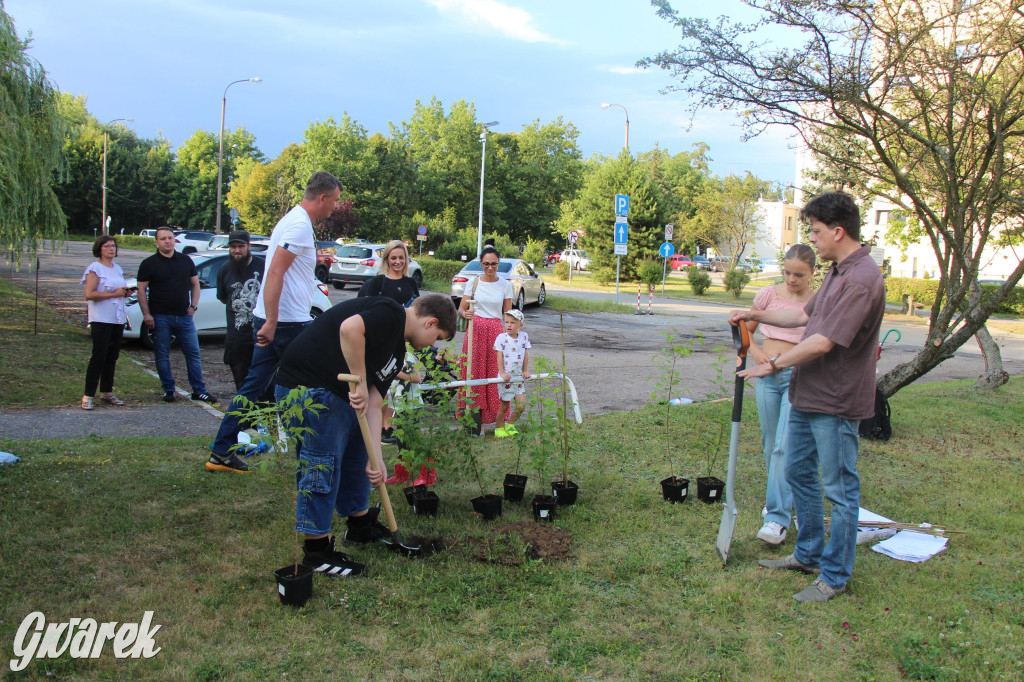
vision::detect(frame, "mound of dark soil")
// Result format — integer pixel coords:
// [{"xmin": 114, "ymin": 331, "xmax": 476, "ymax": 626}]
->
[{"xmin": 467, "ymin": 520, "xmax": 573, "ymax": 565}]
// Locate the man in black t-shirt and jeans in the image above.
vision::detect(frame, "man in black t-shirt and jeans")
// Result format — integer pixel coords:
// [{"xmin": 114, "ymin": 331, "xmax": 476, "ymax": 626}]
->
[
  {"xmin": 137, "ymin": 227, "xmax": 215, "ymax": 403},
  {"xmin": 273, "ymin": 294, "xmax": 456, "ymax": 577},
  {"xmin": 216, "ymin": 230, "xmax": 264, "ymax": 391}
]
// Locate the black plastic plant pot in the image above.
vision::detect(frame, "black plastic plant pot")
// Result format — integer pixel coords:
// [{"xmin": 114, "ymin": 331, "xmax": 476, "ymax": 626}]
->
[
  {"xmin": 403, "ymin": 484, "xmax": 426, "ymax": 507},
  {"xmin": 465, "ymin": 409, "xmax": 483, "ymax": 437},
  {"xmin": 274, "ymin": 564, "xmax": 313, "ymax": 608},
  {"xmin": 531, "ymin": 494, "xmax": 557, "ymax": 522},
  {"xmin": 660, "ymin": 476, "xmax": 689, "ymax": 503},
  {"xmin": 503, "ymin": 473, "xmax": 528, "ymax": 502},
  {"xmin": 470, "ymin": 493, "xmax": 503, "ymax": 520},
  {"xmin": 412, "ymin": 490, "xmax": 440, "ymax": 516},
  {"xmin": 550, "ymin": 480, "xmax": 579, "ymax": 506},
  {"xmin": 696, "ymin": 476, "xmax": 725, "ymax": 504}
]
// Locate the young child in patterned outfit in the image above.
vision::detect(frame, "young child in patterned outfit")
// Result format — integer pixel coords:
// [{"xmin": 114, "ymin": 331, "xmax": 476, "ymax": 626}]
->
[{"xmin": 492, "ymin": 309, "xmax": 531, "ymax": 437}]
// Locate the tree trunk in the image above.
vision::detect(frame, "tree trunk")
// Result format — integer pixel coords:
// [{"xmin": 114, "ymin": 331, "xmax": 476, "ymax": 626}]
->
[{"xmin": 973, "ymin": 325, "xmax": 1010, "ymax": 389}]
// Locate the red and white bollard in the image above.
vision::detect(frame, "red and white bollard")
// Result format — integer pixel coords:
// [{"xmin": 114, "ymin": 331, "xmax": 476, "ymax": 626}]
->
[
  {"xmin": 634, "ymin": 284, "xmax": 644, "ymax": 315},
  {"xmin": 647, "ymin": 285, "xmax": 654, "ymax": 315}
]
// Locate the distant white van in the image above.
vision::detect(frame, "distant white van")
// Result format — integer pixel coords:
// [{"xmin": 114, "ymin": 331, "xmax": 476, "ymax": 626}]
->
[{"xmin": 138, "ymin": 229, "xmax": 159, "ymax": 238}]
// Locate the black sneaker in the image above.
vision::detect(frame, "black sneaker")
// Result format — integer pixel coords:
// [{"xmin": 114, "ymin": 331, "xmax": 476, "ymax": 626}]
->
[
  {"xmin": 302, "ymin": 537, "xmax": 367, "ymax": 577},
  {"xmin": 343, "ymin": 506, "xmax": 392, "ymax": 545},
  {"xmin": 204, "ymin": 453, "xmax": 252, "ymax": 474},
  {"xmin": 191, "ymin": 391, "xmax": 217, "ymax": 404},
  {"xmin": 163, "ymin": 391, "xmax": 176, "ymax": 403},
  {"xmin": 381, "ymin": 427, "xmax": 398, "ymax": 445}
]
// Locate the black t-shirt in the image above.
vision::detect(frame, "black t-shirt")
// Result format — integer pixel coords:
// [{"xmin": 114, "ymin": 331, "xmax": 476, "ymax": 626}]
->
[
  {"xmin": 137, "ymin": 251, "xmax": 197, "ymax": 316},
  {"xmin": 276, "ymin": 297, "xmax": 406, "ymax": 398},
  {"xmin": 357, "ymin": 275, "xmax": 419, "ymax": 307},
  {"xmin": 216, "ymin": 256, "xmax": 264, "ymax": 345}
]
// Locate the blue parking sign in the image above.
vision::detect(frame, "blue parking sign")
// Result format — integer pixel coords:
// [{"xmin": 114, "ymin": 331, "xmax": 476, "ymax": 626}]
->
[{"xmin": 615, "ymin": 194, "xmax": 629, "ymax": 217}]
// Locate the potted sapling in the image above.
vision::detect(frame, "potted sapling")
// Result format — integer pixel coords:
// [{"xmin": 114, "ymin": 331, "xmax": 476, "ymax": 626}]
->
[
  {"xmin": 228, "ymin": 389, "xmax": 327, "ymax": 607},
  {"xmin": 696, "ymin": 346, "xmax": 731, "ymax": 503},
  {"xmin": 522, "ymin": 365, "xmax": 559, "ymax": 522},
  {"xmin": 464, "ymin": 430, "xmax": 502, "ymax": 520},
  {"xmin": 547, "ymin": 331, "xmax": 579, "ymax": 505},
  {"xmin": 503, "ymin": 439, "xmax": 528, "ymax": 502},
  {"xmin": 651, "ymin": 330, "xmax": 700, "ymax": 503}
]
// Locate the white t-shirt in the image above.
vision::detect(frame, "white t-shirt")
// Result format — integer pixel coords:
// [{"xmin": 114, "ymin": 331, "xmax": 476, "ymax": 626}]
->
[
  {"xmin": 80, "ymin": 262, "xmax": 127, "ymax": 324},
  {"xmin": 493, "ymin": 331, "xmax": 531, "ymax": 376},
  {"xmin": 255, "ymin": 204, "xmax": 316, "ymax": 322},
  {"xmin": 466, "ymin": 277, "xmax": 513, "ymax": 319}
]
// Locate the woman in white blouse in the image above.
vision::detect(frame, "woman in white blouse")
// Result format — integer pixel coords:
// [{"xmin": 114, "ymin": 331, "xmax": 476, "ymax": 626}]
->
[
  {"xmin": 457, "ymin": 245, "xmax": 513, "ymax": 429},
  {"xmin": 80, "ymin": 235, "xmax": 130, "ymax": 410}
]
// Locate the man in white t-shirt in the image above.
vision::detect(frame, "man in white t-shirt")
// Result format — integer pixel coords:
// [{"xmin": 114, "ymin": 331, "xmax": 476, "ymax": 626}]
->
[{"xmin": 207, "ymin": 171, "xmax": 341, "ymax": 473}]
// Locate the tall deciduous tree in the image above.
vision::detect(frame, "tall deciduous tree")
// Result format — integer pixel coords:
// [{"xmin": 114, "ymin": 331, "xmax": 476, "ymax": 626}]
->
[
  {"xmin": 170, "ymin": 127, "xmax": 261, "ymax": 230},
  {"xmin": 643, "ymin": 0, "xmax": 1024, "ymax": 395},
  {"xmin": 1, "ymin": 5, "xmax": 67, "ymax": 257},
  {"xmin": 687, "ymin": 172, "xmax": 771, "ymax": 265}
]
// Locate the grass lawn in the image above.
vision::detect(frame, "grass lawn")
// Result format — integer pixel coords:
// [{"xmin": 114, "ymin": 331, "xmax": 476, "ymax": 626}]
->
[{"xmin": 1, "ymin": 279, "xmax": 1022, "ymax": 680}]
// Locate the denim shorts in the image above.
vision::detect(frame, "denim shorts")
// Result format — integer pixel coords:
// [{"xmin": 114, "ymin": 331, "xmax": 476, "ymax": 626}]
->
[{"xmin": 277, "ymin": 386, "xmax": 370, "ymax": 536}]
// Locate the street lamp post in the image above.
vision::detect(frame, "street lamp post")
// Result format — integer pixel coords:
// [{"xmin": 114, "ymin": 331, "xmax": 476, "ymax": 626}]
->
[
  {"xmin": 216, "ymin": 77, "xmax": 262, "ymax": 233},
  {"xmin": 102, "ymin": 118, "xmax": 133, "ymax": 235},
  {"xmin": 601, "ymin": 103, "xmax": 630, "ymax": 152},
  {"xmin": 476, "ymin": 121, "xmax": 499, "ymax": 257}
]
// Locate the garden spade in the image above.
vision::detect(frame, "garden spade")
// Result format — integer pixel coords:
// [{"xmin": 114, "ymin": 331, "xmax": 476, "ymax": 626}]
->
[
  {"xmin": 338, "ymin": 373, "xmax": 422, "ymax": 557},
  {"xmin": 716, "ymin": 321, "xmax": 750, "ymax": 564}
]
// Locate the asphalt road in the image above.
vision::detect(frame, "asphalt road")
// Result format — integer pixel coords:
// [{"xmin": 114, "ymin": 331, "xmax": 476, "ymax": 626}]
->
[{"xmin": 4, "ymin": 242, "xmax": 1023, "ymax": 421}]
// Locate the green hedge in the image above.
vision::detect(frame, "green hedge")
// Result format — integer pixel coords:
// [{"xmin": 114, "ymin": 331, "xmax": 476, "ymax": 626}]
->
[
  {"xmin": 885, "ymin": 277, "xmax": 1024, "ymax": 315},
  {"xmin": 113, "ymin": 235, "xmax": 157, "ymax": 252},
  {"xmin": 419, "ymin": 258, "xmax": 465, "ymax": 288}
]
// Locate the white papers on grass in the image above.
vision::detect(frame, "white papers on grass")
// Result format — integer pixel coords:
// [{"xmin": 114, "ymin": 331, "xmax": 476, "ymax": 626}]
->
[
  {"xmin": 856, "ymin": 507, "xmax": 897, "ymax": 545},
  {"xmin": 0, "ymin": 451, "xmax": 20, "ymax": 465},
  {"xmin": 871, "ymin": 530, "xmax": 949, "ymax": 563}
]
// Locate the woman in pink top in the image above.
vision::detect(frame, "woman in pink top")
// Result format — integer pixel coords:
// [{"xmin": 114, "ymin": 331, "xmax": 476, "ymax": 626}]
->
[{"xmin": 744, "ymin": 244, "xmax": 816, "ymax": 545}]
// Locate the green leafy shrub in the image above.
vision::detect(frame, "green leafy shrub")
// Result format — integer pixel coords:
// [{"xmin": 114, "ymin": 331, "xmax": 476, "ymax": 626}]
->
[
  {"xmin": 723, "ymin": 268, "xmax": 751, "ymax": 298},
  {"xmin": 637, "ymin": 260, "xmax": 663, "ymax": 287},
  {"xmin": 687, "ymin": 266, "xmax": 711, "ymax": 295},
  {"xmin": 116, "ymin": 235, "xmax": 158, "ymax": 251},
  {"xmin": 521, "ymin": 239, "xmax": 546, "ymax": 269},
  {"xmin": 884, "ymin": 277, "xmax": 1024, "ymax": 315},
  {"xmin": 418, "ymin": 258, "xmax": 465, "ymax": 287},
  {"xmin": 592, "ymin": 267, "xmax": 616, "ymax": 286},
  {"xmin": 553, "ymin": 261, "xmax": 570, "ymax": 280}
]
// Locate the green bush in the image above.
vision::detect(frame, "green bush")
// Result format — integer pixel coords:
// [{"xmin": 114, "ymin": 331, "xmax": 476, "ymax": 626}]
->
[
  {"xmin": 687, "ymin": 266, "xmax": 711, "ymax": 295},
  {"xmin": 418, "ymin": 258, "xmax": 464, "ymax": 288},
  {"xmin": 592, "ymin": 267, "xmax": 616, "ymax": 286},
  {"xmin": 637, "ymin": 260, "xmax": 663, "ymax": 287},
  {"xmin": 553, "ymin": 261, "xmax": 570, "ymax": 280},
  {"xmin": 884, "ymin": 277, "xmax": 1024, "ymax": 315},
  {"xmin": 115, "ymin": 235, "xmax": 158, "ymax": 252},
  {"xmin": 723, "ymin": 268, "xmax": 751, "ymax": 299},
  {"xmin": 521, "ymin": 239, "xmax": 546, "ymax": 269}
]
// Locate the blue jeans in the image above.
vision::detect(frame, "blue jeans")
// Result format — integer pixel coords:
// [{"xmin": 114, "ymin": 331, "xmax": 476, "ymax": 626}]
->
[
  {"xmin": 786, "ymin": 408, "xmax": 861, "ymax": 590},
  {"xmin": 152, "ymin": 314, "xmax": 206, "ymax": 394},
  {"xmin": 755, "ymin": 368, "xmax": 794, "ymax": 528},
  {"xmin": 276, "ymin": 386, "xmax": 370, "ymax": 535},
  {"xmin": 210, "ymin": 317, "xmax": 308, "ymax": 456}
]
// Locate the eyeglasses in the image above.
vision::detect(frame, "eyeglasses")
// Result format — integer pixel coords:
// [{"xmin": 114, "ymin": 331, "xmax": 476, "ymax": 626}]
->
[{"xmin": 481, "ymin": 261, "xmax": 499, "ymax": 268}]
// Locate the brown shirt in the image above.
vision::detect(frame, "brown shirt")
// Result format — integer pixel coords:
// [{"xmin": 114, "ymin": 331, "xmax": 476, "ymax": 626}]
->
[{"xmin": 789, "ymin": 246, "xmax": 886, "ymax": 420}]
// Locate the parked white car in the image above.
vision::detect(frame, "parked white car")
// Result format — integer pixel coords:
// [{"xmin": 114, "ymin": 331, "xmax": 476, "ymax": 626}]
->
[
  {"xmin": 559, "ymin": 249, "xmax": 591, "ymax": 271},
  {"xmin": 329, "ymin": 242, "xmax": 423, "ymax": 290},
  {"xmin": 207, "ymin": 234, "xmax": 270, "ymax": 251},
  {"xmin": 138, "ymin": 228, "xmax": 159, "ymax": 238},
  {"xmin": 173, "ymin": 230, "xmax": 216, "ymax": 254},
  {"xmin": 123, "ymin": 251, "xmax": 332, "ymax": 348}
]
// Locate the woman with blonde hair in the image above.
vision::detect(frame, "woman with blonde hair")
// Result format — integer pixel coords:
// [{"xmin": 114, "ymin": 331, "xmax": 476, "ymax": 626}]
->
[
  {"xmin": 357, "ymin": 240, "xmax": 419, "ymax": 307},
  {"xmin": 744, "ymin": 244, "xmax": 817, "ymax": 545}
]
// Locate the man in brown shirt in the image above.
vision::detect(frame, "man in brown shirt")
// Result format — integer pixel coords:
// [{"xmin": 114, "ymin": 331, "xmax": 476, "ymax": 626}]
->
[{"xmin": 729, "ymin": 192, "xmax": 885, "ymax": 603}]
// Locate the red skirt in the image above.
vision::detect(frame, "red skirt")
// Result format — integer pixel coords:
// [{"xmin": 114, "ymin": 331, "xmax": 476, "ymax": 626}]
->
[{"xmin": 458, "ymin": 316, "xmax": 508, "ymax": 425}]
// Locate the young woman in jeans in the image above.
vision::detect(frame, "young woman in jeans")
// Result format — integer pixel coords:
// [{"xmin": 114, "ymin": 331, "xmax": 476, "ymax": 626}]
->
[
  {"xmin": 80, "ymin": 235, "xmax": 130, "ymax": 410},
  {"xmin": 743, "ymin": 244, "xmax": 816, "ymax": 544}
]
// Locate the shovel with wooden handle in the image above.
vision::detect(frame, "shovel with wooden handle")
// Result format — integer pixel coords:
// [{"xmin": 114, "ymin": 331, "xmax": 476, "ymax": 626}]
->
[
  {"xmin": 337, "ymin": 373, "xmax": 421, "ymax": 557},
  {"xmin": 716, "ymin": 321, "xmax": 750, "ymax": 564},
  {"xmin": 463, "ymin": 298, "xmax": 482, "ymax": 435}
]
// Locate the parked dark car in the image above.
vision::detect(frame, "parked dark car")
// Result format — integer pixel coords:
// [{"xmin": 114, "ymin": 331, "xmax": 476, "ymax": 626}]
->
[{"xmin": 691, "ymin": 255, "xmax": 712, "ymax": 270}]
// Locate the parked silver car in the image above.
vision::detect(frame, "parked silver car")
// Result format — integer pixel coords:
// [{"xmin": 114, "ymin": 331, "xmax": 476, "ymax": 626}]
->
[
  {"xmin": 329, "ymin": 242, "xmax": 423, "ymax": 290},
  {"xmin": 123, "ymin": 252, "xmax": 332, "ymax": 348},
  {"xmin": 450, "ymin": 258, "xmax": 546, "ymax": 310}
]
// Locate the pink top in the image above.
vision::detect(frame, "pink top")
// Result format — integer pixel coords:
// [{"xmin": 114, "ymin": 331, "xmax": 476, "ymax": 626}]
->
[{"xmin": 753, "ymin": 284, "xmax": 807, "ymax": 344}]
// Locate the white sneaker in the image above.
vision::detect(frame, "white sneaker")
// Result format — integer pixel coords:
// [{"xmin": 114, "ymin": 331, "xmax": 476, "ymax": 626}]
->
[{"xmin": 757, "ymin": 521, "xmax": 787, "ymax": 545}]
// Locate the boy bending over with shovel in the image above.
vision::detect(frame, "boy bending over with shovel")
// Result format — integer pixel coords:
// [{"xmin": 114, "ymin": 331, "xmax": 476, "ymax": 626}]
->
[{"xmin": 274, "ymin": 294, "xmax": 456, "ymax": 576}]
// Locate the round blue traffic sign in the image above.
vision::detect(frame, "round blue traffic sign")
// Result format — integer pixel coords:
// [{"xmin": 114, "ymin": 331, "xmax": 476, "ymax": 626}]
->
[
  {"xmin": 417, "ymin": 225, "xmax": 427, "ymax": 236},
  {"xmin": 659, "ymin": 242, "xmax": 675, "ymax": 258}
]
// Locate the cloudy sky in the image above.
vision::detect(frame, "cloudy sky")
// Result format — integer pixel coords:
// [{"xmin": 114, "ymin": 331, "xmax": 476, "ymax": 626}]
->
[{"xmin": 7, "ymin": 0, "xmax": 796, "ymax": 184}]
